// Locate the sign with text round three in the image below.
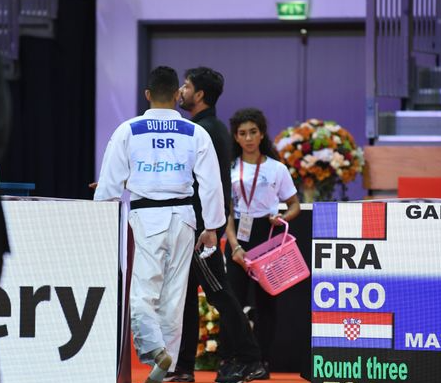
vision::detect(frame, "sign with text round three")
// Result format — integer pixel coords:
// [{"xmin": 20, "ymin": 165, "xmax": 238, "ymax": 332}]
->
[
  {"xmin": 311, "ymin": 201, "xmax": 441, "ymax": 383},
  {"xmin": 0, "ymin": 200, "xmax": 121, "ymax": 383}
]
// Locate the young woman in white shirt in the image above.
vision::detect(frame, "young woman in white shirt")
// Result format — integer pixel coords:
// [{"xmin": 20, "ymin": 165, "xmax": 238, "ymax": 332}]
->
[{"xmin": 225, "ymin": 108, "xmax": 301, "ymax": 378}]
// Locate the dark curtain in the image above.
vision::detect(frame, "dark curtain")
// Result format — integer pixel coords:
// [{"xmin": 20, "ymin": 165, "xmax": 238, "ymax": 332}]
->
[{"xmin": 2, "ymin": 0, "xmax": 96, "ymax": 200}]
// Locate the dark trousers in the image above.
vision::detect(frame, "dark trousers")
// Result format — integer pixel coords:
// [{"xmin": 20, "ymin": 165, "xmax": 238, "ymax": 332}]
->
[
  {"xmin": 176, "ymin": 228, "xmax": 261, "ymax": 372},
  {"xmin": 225, "ymin": 217, "xmax": 283, "ymax": 362}
]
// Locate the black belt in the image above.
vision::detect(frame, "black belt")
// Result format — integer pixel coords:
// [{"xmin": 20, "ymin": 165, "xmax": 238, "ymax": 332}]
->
[{"xmin": 130, "ymin": 196, "xmax": 193, "ymax": 209}]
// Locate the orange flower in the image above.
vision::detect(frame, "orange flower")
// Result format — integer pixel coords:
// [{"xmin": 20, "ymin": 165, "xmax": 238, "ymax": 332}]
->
[
  {"xmin": 304, "ymin": 177, "xmax": 315, "ymax": 188},
  {"xmin": 316, "ymin": 168, "xmax": 332, "ymax": 181},
  {"xmin": 341, "ymin": 168, "xmax": 357, "ymax": 183},
  {"xmin": 196, "ymin": 343, "xmax": 205, "ymax": 357},
  {"xmin": 199, "ymin": 327, "xmax": 208, "ymax": 337},
  {"xmin": 299, "ymin": 168, "xmax": 308, "ymax": 177}
]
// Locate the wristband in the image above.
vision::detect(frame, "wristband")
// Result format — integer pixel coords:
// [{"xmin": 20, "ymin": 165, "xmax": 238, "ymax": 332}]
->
[{"xmin": 232, "ymin": 245, "xmax": 243, "ymax": 256}]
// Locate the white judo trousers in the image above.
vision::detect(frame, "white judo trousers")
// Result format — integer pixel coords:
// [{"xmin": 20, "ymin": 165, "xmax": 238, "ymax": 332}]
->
[{"xmin": 129, "ymin": 211, "xmax": 195, "ymax": 371}]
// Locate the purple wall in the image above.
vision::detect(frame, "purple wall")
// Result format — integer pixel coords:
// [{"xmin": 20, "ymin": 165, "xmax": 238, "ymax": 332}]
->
[
  {"xmin": 305, "ymin": 33, "xmax": 366, "ymax": 146},
  {"xmin": 96, "ymin": 0, "xmax": 368, "ymax": 199},
  {"xmin": 150, "ymin": 31, "xmax": 303, "ymax": 135},
  {"xmin": 147, "ymin": 29, "xmax": 366, "ymax": 200},
  {"xmin": 305, "ymin": 32, "xmax": 367, "ymax": 200}
]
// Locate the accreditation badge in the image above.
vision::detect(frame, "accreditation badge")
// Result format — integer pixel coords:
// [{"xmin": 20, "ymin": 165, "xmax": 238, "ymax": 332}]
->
[{"xmin": 237, "ymin": 213, "xmax": 254, "ymax": 242}]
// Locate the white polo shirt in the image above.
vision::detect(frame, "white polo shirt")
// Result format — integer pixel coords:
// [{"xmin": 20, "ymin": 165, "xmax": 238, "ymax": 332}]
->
[{"xmin": 231, "ymin": 156, "xmax": 297, "ymax": 219}]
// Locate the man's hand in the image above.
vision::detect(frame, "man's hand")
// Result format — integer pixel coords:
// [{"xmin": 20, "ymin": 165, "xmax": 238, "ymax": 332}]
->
[{"xmin": 195, "ymin": 229, "xmax": 217, "ymax": 251}]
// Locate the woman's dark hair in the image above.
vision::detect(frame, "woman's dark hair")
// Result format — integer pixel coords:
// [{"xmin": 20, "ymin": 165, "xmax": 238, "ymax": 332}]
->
[{"xmin": 229, "ymin": 107, "xmax": 279, "ymax": 160}]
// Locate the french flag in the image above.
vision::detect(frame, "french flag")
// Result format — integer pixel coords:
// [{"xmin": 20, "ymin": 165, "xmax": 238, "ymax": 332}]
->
[
  {"xmin": 313, "ymin": 202, "xmax": 386, "ymax": 239},
  {"xmin": 312, "ymin": 311, "xmax": 393, "ymax": 349}
]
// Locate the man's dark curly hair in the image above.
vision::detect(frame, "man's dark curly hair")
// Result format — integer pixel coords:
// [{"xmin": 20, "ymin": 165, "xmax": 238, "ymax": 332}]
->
[{"xmin": 184, "ymin": 67, "xmax": 224, "ymax": 107}]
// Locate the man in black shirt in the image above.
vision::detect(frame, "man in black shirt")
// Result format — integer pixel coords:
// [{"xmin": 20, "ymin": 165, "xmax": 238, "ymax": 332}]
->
[{"xmin": 164, "ymin": 67, "xmax": 265, "ymax": 383}]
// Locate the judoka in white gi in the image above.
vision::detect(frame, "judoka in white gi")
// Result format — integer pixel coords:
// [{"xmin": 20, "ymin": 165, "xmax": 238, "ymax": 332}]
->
[{"xmin": 94, "ymin": 66, "xmax": 225, "ymax": 383}]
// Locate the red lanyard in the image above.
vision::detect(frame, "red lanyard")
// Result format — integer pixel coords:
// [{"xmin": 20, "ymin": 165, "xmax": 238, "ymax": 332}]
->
[{"xmin": 239, "ymin": 155, "xmax": 262, "ymax": 209}]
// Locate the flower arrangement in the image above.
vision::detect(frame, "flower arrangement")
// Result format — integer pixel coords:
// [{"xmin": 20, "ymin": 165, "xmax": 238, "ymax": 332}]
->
[
  {"xmin": 274, "ymin": 119, "xmax": 364, "ymax": 202},
  {"xmin": 195, "ymin": 289, "xmax": 221, "ymax": 371}
]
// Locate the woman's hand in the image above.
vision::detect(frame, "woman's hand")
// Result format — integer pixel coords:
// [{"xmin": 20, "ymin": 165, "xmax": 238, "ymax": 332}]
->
[
  {"xmin": 269, "ymin": 195, "xmax": 301, "ymax": 225},
  {"xmin": 269, "ymin": 213, "xmax": 284, "ymax": 226},
  {"xmin": 232, "ymin": 246, "xmax": 247, "ymax": 270}
]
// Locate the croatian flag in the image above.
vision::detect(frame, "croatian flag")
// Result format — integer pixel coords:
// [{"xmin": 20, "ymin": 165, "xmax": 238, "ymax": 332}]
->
[
  {"xmin": 312, "ymin": 311, "xmax": 393, "ymax": 349},
  {"xmin": 313, "ymin": 202, "xmax": 386, "ymax": 239}
]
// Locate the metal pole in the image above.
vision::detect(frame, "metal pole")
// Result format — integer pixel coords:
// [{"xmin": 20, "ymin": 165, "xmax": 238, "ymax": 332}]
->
[{"xmin": 366, "ymin": 0, "xmax": 378, "ymax": 139}]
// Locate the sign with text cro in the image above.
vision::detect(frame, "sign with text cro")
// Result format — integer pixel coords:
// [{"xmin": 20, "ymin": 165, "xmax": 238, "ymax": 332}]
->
[
  {"xmin": 311, "ymin": 201, "xmax": 441, "ymax": 383},
  {"xmin": 0, "ymin": 200, "xmax": 122, "ymax": 383}
]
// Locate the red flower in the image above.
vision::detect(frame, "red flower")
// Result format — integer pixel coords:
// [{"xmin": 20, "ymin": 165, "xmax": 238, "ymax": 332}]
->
[{"xmin": 302, "ymin": 142, "xmax": 312, "ymax": 154}]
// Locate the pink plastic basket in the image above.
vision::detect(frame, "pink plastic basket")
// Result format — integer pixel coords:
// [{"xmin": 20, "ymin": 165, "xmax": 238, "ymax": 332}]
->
[{"xmin": 244, "ymin": 219, "xmax": 310, "ymax": 296}]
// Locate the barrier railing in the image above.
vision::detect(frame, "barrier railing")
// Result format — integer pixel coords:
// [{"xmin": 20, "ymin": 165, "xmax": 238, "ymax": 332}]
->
[
  {"xmin": 0, "ymin": 0, "xmax": 19, "ymax": 60},
  {"xmin": 19, "ymin": 0, "xmax": 58, "ymax": 18},
  {"xmin": 0, "ymin": 0, "xmax": 58, "ymax": 77},
  {"xmin": 366, "ymin": 0, "xmax": 441, "ymax": 138},
  {"xmin": 412, "ymin": 0, "xmax": 440, "ymax": 54}
]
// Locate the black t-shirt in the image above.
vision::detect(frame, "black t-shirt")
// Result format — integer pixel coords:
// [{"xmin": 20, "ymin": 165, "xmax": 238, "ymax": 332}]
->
[{"xmin": 192, "ymin": 107, "xmax": 231, "ymax": 232}]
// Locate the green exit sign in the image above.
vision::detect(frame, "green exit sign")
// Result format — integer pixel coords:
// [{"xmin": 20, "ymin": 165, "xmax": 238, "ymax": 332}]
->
[{"xmin": 277, "ymin": 1, "xmax": 308, "ymax": 20}]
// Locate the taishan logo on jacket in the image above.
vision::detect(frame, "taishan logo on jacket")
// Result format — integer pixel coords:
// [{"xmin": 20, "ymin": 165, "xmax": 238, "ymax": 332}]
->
[{"xmin": 136, "ymin": 161, "xmax": 185, "ymax": 172}]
